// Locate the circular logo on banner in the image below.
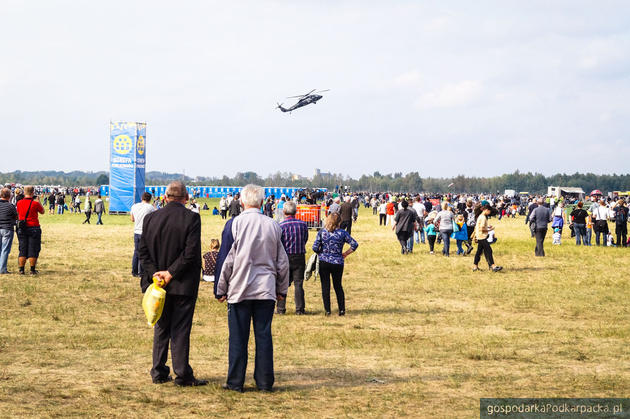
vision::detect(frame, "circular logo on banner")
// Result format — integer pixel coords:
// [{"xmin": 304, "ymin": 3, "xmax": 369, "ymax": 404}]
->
[
  {"xmin": 137, "ymin": 136, "xmax": 145, "ymax": 155},
  {"xmin": 113, "ymin": 135, "xmax": 133, "ymax": 154}
]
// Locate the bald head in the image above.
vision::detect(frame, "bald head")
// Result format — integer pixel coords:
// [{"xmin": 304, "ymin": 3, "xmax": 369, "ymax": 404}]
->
[{"xmin": 165, "ymin": 181, "xmax": 188, "ymax": 203}]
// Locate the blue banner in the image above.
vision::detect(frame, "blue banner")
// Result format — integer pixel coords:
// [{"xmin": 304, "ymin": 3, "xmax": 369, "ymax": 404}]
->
[{"xmin": 109, "ymin": 121, "xmax": 146, "ymax": 213}]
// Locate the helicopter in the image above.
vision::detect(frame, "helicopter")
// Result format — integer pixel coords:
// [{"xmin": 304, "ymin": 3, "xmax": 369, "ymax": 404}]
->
[{"xmin": 276, "ymin": 89, "xmax": 330, "ymax": 113}]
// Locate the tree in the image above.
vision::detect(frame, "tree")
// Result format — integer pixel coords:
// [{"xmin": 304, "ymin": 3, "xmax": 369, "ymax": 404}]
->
[{"xmin": 95, "ymin": 174, "xmax": 109, "ymax": 186}]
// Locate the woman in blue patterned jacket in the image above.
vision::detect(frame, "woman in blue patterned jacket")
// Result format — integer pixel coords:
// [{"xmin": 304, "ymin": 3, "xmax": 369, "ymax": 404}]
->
[{"xmin": 312, "ymin": 212, "xmax": 358, "ymax": 316}]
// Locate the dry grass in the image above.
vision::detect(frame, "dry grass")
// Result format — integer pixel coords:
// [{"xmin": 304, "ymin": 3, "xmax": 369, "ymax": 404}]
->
[{"xmin": 0, "ymin": 202, "xmax": 628, "ymax": 418}]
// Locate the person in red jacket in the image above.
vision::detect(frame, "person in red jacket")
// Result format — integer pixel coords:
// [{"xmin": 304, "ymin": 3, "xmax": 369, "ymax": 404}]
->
[{"xmin": 16, "ymin": 186, "xmax": 45, "ymax": 275}]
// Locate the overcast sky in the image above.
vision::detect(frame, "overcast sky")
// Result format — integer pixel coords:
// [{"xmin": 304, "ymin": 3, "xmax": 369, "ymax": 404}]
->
[{"xmin": 1, "ymin": 1, "xmax": 629, "ymax": 178}]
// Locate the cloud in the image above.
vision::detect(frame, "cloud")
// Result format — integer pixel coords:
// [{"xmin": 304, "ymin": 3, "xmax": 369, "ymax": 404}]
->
[
  {"xmin": 393, "ymin": 70, "xmax": 422, "ymax": 86},
  {"xmin": 414, "ymin": 80, "xmax": 483, "ymax": 109}
]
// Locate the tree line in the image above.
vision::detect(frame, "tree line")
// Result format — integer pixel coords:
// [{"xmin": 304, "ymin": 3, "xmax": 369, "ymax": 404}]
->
[{"xmin": 1, "ymin": 170, "xmax": 629, "ymax": 194}]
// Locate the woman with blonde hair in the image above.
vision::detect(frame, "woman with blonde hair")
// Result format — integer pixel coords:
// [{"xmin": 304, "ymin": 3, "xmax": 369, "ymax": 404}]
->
[
  {"xmin": 434, "ymin": 201, "xmax": 455, "ymax": 256},
  {"xmin": 312, "ymin": 212, "xmax": 358, "ymax": 316}
]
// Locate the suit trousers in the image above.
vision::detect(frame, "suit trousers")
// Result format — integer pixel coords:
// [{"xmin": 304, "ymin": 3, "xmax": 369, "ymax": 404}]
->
[
  {"xmin": 227, "ymin": 299, "xmax": 276, "ymax": 390},
  {"xmin": 152, "ymin": 294, "xmax": 197, "ymax": 384},
  {"xmin": 340, "ymin": 220, "xmax": 352, "ymax": 235},
  {"xmin": 276, "ymin": 254, "xmax": 306, "ymax": 313},
  {"xmin": 535, "ymin": 228, "xmax": 547, "ymax": 256}
]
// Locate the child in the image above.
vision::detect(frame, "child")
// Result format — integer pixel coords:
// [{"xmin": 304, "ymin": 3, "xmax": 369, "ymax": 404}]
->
[
  {"xmin": 451, "ymin": 214, "xmax": 468, "ymax": 255},
  {"xmin": 606, "ymin": 232, "xmax": 615, "ymax": 247},
  {"xmin": 552, "ymin": 227, "xmax": 561, "ymax": 245},
  {"xmin": 212, "ymin": 206, "xmax": 219, "ymax": 215},
  {"xmin": 202, "ymin": 239, "xmax": 220, "ymax": 282},
  {"xmin": 424, "ymin": 218, "xmax": 437, "ymax": 254}
]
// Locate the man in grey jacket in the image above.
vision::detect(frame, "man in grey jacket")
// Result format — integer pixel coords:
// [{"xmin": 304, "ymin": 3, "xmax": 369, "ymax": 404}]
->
[
  {"xmin": 529, "ymin": 198, "xmax": 552, "ymax": 256},
  {"xmin": 216, "ymin": 184, "xmax": 289, "ymax": 393}
]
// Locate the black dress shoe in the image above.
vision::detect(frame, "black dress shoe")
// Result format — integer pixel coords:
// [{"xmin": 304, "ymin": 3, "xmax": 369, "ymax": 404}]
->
[
  {"xmin": 324, "ymin": 311, "xmax": 331, "ymax": 316},
  {"xmin": 338, "ymin": 310, "xmax": 345, "ymax": 316},
  {"xmin": 175, "ymin": 378, "xmax": 208, "ymax": 387},
  {"xmin": 152, "ymin": 376, "xmax": 173, "ymax": 384},
  {"xmin": 222, "ymin": 383, "xmax": 244, "ymax": 393}
]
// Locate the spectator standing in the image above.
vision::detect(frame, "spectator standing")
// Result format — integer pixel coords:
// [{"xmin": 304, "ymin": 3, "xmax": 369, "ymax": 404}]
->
[
  {"xmin": 529, "ymin": 198, "xmax": 552, "ymax": 256},
  {"xmin": 229, "ymin": 194, "xmax": 241, "ymax": 218},
  {"xmin": 277, "ymin": 201, "xmax": 309, "ymax": 315},
  {"xmin": 312, "ymin": 213, "xmax": 358, "ymax": 316},
  {"xmin": 592, "ymin": 200, "xmax": 610, "ymax": 246},
  {"xmin": 412, "ymin": 197, "xmax": 426, "ymax": 244},
  {"xmin": 613, "ymin": 200, "xmax": 628, "ymax": 247},
  {"xmin": 219, "ymin": 196, "xmax": 228, "ymax": 219},
  {"xmin": 328, "ymin": 196, "xmax": 341, "ymax": 215},
  {"xmin": 138, "ymin": 181, "xmax": 206, "ymax": 387},
  {"xmin": 16, "ymin": 186, "xmax": 45, "ymax": 275},
  {"xmin": 569, "ymin": 201, "xmax": 589, "ymax": 246},
  {"xmin": 130, "ymin": 192, "xmax": 156, "ymax": 277},
  {"xmin": 0, "ymin": 188, "xmax": 17, "ymax": 274},
  {"xmin": 215, "ymin": 184, "xmax": 289, "ymax": 393},
  {"xmin": 434, "ymin": 202, "xmax": 455, "ymax": 257},
  {"xmin": 339, "ymin": 196, "xmax": 354, "ymax": 235}
]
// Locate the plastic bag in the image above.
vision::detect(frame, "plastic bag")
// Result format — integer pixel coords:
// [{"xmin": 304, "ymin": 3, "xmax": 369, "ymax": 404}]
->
[{"xmin": 142, "ymin": 277, "xmax": 166, "ymax": 327}]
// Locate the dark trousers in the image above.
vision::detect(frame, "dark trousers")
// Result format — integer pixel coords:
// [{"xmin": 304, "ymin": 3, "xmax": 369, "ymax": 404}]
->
[
  {"xmin": 473, "ymin": 239, "xmax": 494, "ymax": 267},
  {"xmin": 535, "ymin": 228, "xmax": 547, "ymax": 256},
  {"xmin": 82, "ymin": 211, "xmax": 91, "ymax": 224},
  {"xmin": 379, "ymin": 214, "xmax": 386, "ymax": 225},
  {"xmin": 573, "ymin": 223, "xmax": 587, "ymax": 245},
  {"xmin": 616, "ymin": 223, "xmax": 627, "ymax": 247},
  {"xmin": 132, "ymin": 233, "xmax": 142, "ymax": 275},
  {"xmin": 220, "ymin": 210, "xmax": 227, "ymax": 219},
  {"xmin": 396, "ymin": 231, "xmax": 411, "ymax": 252},
  {"xmin": 96, "ymin": 212, "xmax": 103, "ymax": 225},
  {"xmin": 427, "ymin": 235, "xmax": 436, "ymax": 252},
  {"xmin": 340, "ymin": 220, "xmax": 352, "ymax": 235},
  {"xmin": 372, "ymin": 207, "xmax": 377, "ymax": 215},
  {"xmin": 466, "ymin": 225, "xmax": 475, "ymax": 246},
  {"xmin": 319, "ymin": 260, "xmax": 345, "ymax": 313},
  {"xmin": 227, "ymin": 299, "xmax": 275, "ymax": 390},
  {"xmin": 152, "ymin": 294, "xmax": 197, "ymax": 385},
  {"xmin": 595, "ymin": 221, "xmax": 608, "ymax": 246},
  {"xmin": 276, "ymin": 254, "xmax": 306, "ymax": 313}
]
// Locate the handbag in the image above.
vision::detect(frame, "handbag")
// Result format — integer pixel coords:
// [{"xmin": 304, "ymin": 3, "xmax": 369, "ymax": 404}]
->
[{"xmin": 17, "ymin": 198, "xmax": 34, "ymax": 234}]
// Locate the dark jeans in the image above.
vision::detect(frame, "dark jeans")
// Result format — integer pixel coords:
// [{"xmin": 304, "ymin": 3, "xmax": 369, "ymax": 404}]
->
[
  {"xmin": 473, "ymin": 238, "xmax": 494, "ymax": 267},
  {"xmin": 594, "ymin": 220, "xmax": 608, "ymax": 246},
  {"xmin": 319, "ymin": 260, "xmax": 345, "ymax": 313},
  {"xmin": 152, "ymin": 294, "xmax": 197, "ymax": 385},
  {"xmin": 535, "ymin": 228, "xmax": 547, "ymax": 256},
  {"xmin": 220, "ymin": 210, "xmax": 227, "ymax": 219},
  {"xmin": 573, "ymin": 223, "xmax": 587, "ymax": 245},
  {"xmin": 276, "ymin": 254, "xmax": 306, "ymax": 313},
  {"xmin": 427, "ymin": 235, "xmax": 436, "ymax": 252},
  {"xmin": 440, "ymin": 230, "xmax": 453, "ymax": 256},
  {"xmin": 132, "ymin": 233, "xmax": 142, "ymax": 275},
  {"xmin": 466, "ymin": 225, "xmax": 475, "ymax": 246},
  {"xmin": 83, "ymin": 210, "xmax": 91, "ymax": 224},
  {"xmin": 227, "ymin": 299, "xmax": 275, "ymax": 390},
  {"xmin": 379, "ymin": 214, "xmax": 386, "ymax": 225},
  {"xmin": 616, "ymin": 223, "xmax": 627, "ymax": 247},
  {"xmin": 340, "ymin": 220, "xmax": 352, "ymax": 235}
]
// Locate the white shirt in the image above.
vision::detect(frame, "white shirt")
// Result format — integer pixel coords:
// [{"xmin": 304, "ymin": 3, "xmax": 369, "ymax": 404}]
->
[
  {"xmin": 412, "ymin": 203, "xmax": 426, "ymax": 218},
  {"xmin": 594, "ymin": 205, "xmax": 609, "ymax": 221},
  {"xmin": 130, "ymin": 202, "xmax": 156, "ymax": 235}
]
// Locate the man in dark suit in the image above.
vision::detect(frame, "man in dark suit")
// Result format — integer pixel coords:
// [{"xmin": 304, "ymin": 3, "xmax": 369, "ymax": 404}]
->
[{"xmin": 138, "ymin": 181, "xmax": 207, "ymax": 387}]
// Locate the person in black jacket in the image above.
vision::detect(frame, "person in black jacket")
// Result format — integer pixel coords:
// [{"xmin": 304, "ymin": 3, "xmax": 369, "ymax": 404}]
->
[
  {"xmin": 138, "ymin": 181, "xmax": 207, "ymax": 387},
  {"xmin": 392, "ymin": 200, "xmax": 419, "ymax": 254}
]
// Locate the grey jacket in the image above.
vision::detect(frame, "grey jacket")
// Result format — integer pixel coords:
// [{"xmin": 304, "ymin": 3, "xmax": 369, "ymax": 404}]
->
[
  {"xmin": 217, "ymin": 208, "xmax": 289, "ymax": 303},
  {"xmin": 529, "ymin": 206, "xmax": 552, "ymax": 229}
]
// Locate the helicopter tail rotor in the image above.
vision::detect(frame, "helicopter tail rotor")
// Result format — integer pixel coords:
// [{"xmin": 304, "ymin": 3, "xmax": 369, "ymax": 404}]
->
[{"xmin": 277, "ymin": 102, "xmax": 288, "ymax": 112}]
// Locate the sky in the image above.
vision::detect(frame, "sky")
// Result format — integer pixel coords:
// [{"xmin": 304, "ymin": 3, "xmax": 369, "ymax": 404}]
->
[{"xmin": 1, "ymin": 1, "xmax": 629, "ymax": 179}]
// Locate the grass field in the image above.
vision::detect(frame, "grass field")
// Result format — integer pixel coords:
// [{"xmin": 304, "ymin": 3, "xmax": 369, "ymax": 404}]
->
[{"xmin": 0, "ymin": 199, "xmax": 628, "ymax": 418}]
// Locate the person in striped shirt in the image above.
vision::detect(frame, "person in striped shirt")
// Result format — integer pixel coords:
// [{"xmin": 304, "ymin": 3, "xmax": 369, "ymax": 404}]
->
[{"xmin": 277, "ymin": 201, "xmax": 309, "ymax": 315}]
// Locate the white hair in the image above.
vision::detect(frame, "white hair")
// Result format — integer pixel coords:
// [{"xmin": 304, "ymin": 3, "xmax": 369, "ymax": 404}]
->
[
  {"xmin": 241, "ymin": 184, "xmax": 265, "ymax": 207},
  {"xmin": 283, "ymin": 200, "xmax": 297, "ymax": 215},
  {"xmin": 344, "ymin": 196, "xmax": 351, "ymax": 202}
]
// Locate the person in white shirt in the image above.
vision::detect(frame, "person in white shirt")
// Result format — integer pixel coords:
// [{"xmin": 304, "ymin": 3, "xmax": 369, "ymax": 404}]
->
[
  {"xmin": 130, "ymin": 192, "xmax": 156, "ymax": 277},
  {"xmin": 593, "ymin": 199, "xmax": 610, "ymax": 246},
  {"xmin": 378, "ymin": 200, "xmax": 387, "ymax": 225},
  {"xmin": 412, "ymin": 197, "xmax": 426, "ymax": 244}
]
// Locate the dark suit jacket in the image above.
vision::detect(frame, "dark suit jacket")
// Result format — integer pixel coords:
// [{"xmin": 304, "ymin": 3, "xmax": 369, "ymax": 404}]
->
[{"xmin": 138, "ymin": 202, "xmax": 202, "ymax": 296}]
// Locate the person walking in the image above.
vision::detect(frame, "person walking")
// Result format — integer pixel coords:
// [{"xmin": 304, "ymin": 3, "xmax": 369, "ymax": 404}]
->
[
  {"xmin": 228, "ymin": 194, "xmax": 241, "ymax": 218},
  {"xmin": 378, "ymin": 200, "xmax": 387, "ymax": 226},
  {"xmin": 130, "ymin": 192, "xmax": 156, "ymax": 277},
  {"xmin": 434, "ymin": 202, "xmax": 455, "ymax": 256},
  {"xmin": 215, "ymin": 184, "xmax": 289, "ymax": 393},
  {"xmin": 312, "ymin": 213, "xmax": 358, "ymax": 316},
  {"xmin": 412, "ymin": 196, "xmax": 426, "ymax": 244},
  {"xmin": 138, "ymin": 181, "xmax": 207, "ymax": 387},
  {"xmin": 94, "ymin": 195, "xmax": 105, "ymax": 225},
  {"xmin": 529, "ymin": 198, "xmax": 552, "ymax": 256},
  {"xmin": 472, "ymin": 202, "xmax": 502, "ymax": 272},
  {"xmin": 392, "ymin": 200, "xmax": 418, "ymax": 254},
  {"xmin": 82, "ymin": 195, "xmax": 92, "ymax": 224},
  {"xmin": 219, "ymin": 196, "xmax": 228, "ymax": 219},
  {"xmin": 16, "ymin": 186, "xmax": 45, "ymax": 275},
  {"xmin": 0, "ymin": 188, "xmax": 17, "ymax": 274},
  {"xmin": 277, "ymin": 201, "xmax": 309, "ymax": 315}
]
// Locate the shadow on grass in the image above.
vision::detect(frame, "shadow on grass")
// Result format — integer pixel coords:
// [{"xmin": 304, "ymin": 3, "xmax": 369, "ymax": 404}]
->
[
  {"xmin": 274, "ymin": 367, "xmax": 410, "ymax": 391},
  {"xmin": 506, "ymin": 266, "xmax": 546, "ymax": 272}
]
